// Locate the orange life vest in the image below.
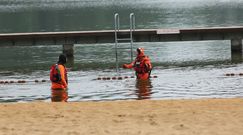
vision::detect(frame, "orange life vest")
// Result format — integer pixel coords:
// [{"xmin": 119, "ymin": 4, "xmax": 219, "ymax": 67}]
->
[
  {"xmin": 133, "ymin": 56, "xmax": 152, "ymax": 80},
  {"xmin": 51, "ymin": 64, "xmax": 68, "ymax": 90},
  {"xmin": 133, "ymin": 56, "xmax": 152, "ymax": 74}
]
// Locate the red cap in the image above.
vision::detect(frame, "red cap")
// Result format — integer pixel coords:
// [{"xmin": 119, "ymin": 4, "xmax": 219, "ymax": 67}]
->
[{"xmin": 137, "ymin": 48, "xmax": 145, "ymax": 57}]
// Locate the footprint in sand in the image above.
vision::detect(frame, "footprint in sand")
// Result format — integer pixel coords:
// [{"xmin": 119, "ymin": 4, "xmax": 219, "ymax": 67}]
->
[{"xmin": 173, "ymin": 124, "xmax": 189, "ymax": 130}]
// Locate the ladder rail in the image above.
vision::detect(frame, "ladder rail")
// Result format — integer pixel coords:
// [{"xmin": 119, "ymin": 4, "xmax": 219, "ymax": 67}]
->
[
  {"xmin": 114, "ymin": 13, "xmax": 119, "ymax": 72},
  {"xmin": 114, "ymin": 13, "xmax": 135, "ymax": 72},
  {"xmin": 129, "ymin": 13, "xmax": 135, "ymax": 62}
]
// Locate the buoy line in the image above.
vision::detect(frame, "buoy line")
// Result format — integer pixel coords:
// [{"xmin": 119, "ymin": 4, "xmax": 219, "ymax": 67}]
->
[
  {"xmin": 0, "ymin": 80, "xmax": 48, "ymax": 84},
  {"xmin": 96, "ymin": 75, "xmax": 158, "ymax": 80},
  {"xmin": 225, "ymin": 73, "xmax": 243, "ymax": 76}
]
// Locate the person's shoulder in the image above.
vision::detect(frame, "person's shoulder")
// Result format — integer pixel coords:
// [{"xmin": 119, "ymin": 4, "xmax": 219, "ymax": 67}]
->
[{"xmin": 58, "ymin": 64, "xmax": 65, "ymax": 69}]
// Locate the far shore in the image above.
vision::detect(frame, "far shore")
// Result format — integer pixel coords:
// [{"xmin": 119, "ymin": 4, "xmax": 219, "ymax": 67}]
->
[{"xmin": 0, "ymin": 98, "xmax": 243, "ymax": 135}]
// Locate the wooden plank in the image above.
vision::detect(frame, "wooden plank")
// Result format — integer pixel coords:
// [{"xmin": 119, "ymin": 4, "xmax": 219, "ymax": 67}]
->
[
  {"xmin": 0, "ymin": 26, "xmax": 243, "ymax": 45},
  {"xmin": 157, "ymin": 29, "xmax": 180, "ymax": 34},
  {"xmin": 180, "ymin": 26, "xmax": 243, "ymax": 33}
]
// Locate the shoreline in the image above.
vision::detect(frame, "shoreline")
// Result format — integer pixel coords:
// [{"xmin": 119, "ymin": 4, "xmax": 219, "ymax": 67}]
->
[{"xmin": 0, "ymin": 98, "xmax": 243, "ymax": 135}]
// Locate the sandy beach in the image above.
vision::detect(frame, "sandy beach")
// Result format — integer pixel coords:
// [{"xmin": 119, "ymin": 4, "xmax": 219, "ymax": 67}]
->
[{"xmin": 0, "ymin": 98, "xmax": 243, "ymax": 135}]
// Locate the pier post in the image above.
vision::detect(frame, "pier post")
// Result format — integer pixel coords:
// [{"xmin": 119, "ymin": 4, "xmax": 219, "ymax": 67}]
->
[
  {"xmin": 231, "ymin": 39, "xmax": 242, "ymax": 62},
  {"xmin": 63, "ymin": 44, "xmax": 74, "ymax": 66}
]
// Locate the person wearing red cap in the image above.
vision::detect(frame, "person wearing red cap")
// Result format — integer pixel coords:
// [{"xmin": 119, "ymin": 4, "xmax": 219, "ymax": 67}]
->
[{"xmin": 123, "ymin": 48, "xmax": 152, "ymax": 80}]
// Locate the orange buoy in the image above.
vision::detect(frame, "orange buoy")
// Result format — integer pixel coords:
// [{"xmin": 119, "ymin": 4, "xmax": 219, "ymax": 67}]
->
[
  {"xmin": 153, "ymin": 75, "xmax": 158, "ymax": 78},
  {"xmin": 21, "ymin": 80, "xmax": 26, "ymax": 83},
  {"xmin": 225, "ymin": 73, "xmax": 231, "ymax": 76},
  {"xmin": 41, "ymin": 80, "xmax": 46, "ymax": 82}
]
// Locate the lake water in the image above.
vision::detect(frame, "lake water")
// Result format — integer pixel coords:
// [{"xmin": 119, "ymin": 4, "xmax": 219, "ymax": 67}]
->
[{"xmin": 0, "ymin": 0, "xmax": 243, "ymax": 102}]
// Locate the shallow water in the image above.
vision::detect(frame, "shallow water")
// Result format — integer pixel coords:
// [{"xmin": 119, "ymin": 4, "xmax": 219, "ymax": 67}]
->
[
  {"xmin": 1, "ymin": 42, "xmax": 243, "ymax": 102},
  {"xmin": 1, "ymin": 0, "xmax": 243, "ymax": 102}
]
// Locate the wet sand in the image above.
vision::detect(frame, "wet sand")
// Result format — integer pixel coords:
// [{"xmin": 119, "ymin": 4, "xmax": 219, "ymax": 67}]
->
[{"xmin": 0, "ymin": 98, "xmax": 243, "ymax": 135}]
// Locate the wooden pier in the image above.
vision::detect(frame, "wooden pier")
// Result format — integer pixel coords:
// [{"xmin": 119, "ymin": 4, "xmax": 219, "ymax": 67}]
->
[{"xmin": 0, "ymin": 26, "xmax": 243, "ymax": 60}]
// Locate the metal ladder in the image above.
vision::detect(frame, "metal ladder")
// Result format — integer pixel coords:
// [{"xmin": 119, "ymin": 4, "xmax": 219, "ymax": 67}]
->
[{"xmin": 114, "ymin": 13, "xmax": 135, "ymax": 72}]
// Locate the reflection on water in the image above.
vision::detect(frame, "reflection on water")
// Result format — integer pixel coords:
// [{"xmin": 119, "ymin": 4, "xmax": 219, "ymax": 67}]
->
[
  {"xmin": 135, "ymin": 79, "xmax": 152, "ymax": 100},
  {"xmin": 51, "ymin": 89, "xmax": 68, "ymax": 102},
  {"xmin": 231, "ymin": 53, "xmax": 243, "ymax": 63}
]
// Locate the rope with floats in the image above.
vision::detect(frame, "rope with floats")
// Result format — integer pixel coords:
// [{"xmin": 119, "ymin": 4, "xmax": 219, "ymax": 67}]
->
[
  {"xmin": 2, "ymin": 73, "xmax": 243, "ymax": 84},
  {"xmin": 96, "ymin": 75, "xmax": 158, "ymax": 80},
  {"xmin": 225, "ymin": 73, "xmax": 243, "ymax": 76},
  {"xmin": 0, "ymin": 79, "xmax": 48, "ymax": 84},
  {"xmin": 0, "ymin": 76, "xmax": 158, "ymax": 84}
]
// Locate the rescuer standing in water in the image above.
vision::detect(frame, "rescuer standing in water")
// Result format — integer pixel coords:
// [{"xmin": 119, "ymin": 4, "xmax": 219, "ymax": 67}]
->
[
  {"xmin": 50, "ymin": 54, "xmax": 68, "ymax": 102},
  {"xmin": 123, "ymin": 48, "xmax": 152, "ymax": 80}
]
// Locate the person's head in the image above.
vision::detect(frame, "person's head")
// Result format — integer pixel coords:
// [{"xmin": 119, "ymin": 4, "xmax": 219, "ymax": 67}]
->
[
  {"xmin": 136, "ymin": 48, "xmax": 145, "ymax": 57},
  {"xmin": 58, "ymin": 54, "xmax": 67, "ymax": 64}
]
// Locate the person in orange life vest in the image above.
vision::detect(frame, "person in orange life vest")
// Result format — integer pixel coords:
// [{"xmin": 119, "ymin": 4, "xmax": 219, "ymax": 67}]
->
[
  {"xmin": 123, "ymin": 48, "xmax": 152, "ymax": 80},
  {"xmin": 51, "ymin": 54, "xmax": 68, "ymax": 90}
]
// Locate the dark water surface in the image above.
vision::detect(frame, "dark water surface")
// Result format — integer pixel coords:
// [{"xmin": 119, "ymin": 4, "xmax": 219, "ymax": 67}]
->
[
  {"xmin": 1, "ymin": 0, "xmax": 243, "ymax": 33},
  {"xmin": 0, "ymin": 0, "xmax": 243, "ymax": 102}
]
